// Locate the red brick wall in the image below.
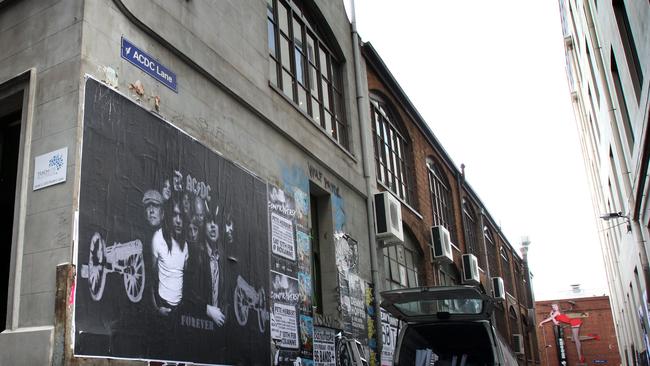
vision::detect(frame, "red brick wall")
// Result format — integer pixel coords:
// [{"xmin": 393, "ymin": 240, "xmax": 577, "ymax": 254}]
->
[
  {"xmin": 365, "ymin": 53, "xmax": 539, "ymax": 364},
  {"xmin": 366, "ymin": 62, "xmax": 466, "ymax": 286},
  {"xmin": 536, "ymin": 297, "xmax": 621, "ymax": 365}
]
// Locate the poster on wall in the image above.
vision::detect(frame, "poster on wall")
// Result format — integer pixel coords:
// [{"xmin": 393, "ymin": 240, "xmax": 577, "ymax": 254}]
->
[
  {"xmin": 271, "ymin": 271, "xmax": 300, "ymax": 349},
  {"xmin": 380, "ymin": 309, "xmax": 399, "ymax": 366},
  {"xmin": 313, "ymin": 326, "xmax": 337, "ymax": 366},
  {"xmin": 348, "ymin": 273, "xmax": 368, "ymax": 341},
  {"xmin": 269, "ymin": 186, "xmax": 297, "ymax": 260},
  {"xmin": 75, "ymin": 78, "xmax": 270, "ymax": 365}
]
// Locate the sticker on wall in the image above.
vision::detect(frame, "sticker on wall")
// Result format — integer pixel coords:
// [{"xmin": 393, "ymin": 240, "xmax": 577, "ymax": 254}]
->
[
  {"xmin": 298, "ymin": 272, "xmax": 313, "ymax": 315},
  {"xmin": 296, "ymin": 230, "xmax": 311, "ymax": 272},
  {"xmin": 33, "ymin": 147, "xmax": 67, "ymax": 190},
  {"xmin": 335, "ymin": 232, "xmax": 358, "ymax": 274},
  {"xmin": 300, "ymin": 315, "xmax": 314, "ymax": 359},
  {"xmin": 293, "ymin": 187, "xmax": 310, "ymax": 228}
]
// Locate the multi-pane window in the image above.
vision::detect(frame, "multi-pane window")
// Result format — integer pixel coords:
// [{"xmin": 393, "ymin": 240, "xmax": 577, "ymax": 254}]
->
[
  {"xmin": 383, "ymin": 245, "xmax": 418, "ymax": 290},
  {"xmin": 427, "ymin": 160, "xmax": 456, "ymax": 243},
  {"xmin": 484, "ymin": 226, "xmax": 499, "ymax": 278},
  {"xmin": 267, "ymin": 0, "xmax": 348, "ymax": 148},
  {"xmin": 501, "ymin": 248, "xmax": 513, "ymax": 294},
  {"xmin": 612, "ymin": 0, "xmax": 643, "ymax": 99},
  {"xmin": 462, "ymin": 199, "xmax": 484, "ymax": 269},
  {"xmin": 438, "ymin": 262, "xmax": 459, "ymax": 286},
  {"xmin": 371, "ymin": 97, "xmax": 412, "ymax": 204}
]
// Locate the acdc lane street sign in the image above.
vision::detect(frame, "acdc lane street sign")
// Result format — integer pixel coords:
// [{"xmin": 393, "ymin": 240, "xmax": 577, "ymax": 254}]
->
[{"xmin": 121, "ymin": 37, "xmax": 178, "ymax": 92}]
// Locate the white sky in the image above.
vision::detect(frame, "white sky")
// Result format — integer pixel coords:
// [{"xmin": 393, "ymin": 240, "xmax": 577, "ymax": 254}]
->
[{"xmin": 348, "ymin": 1, "xmax": 609, "ymax": 300}]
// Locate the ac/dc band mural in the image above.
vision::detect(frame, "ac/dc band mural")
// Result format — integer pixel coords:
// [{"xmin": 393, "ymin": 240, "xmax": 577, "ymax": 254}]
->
[{"xmin": 75, "ymin": 78, "xmax": 269, "ymax": 365}]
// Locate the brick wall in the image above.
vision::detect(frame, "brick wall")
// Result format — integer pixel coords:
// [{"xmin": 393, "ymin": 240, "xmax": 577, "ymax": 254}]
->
[{"xmin": 536, "ymin": 296, "xmax": 620, "ymax": 365}]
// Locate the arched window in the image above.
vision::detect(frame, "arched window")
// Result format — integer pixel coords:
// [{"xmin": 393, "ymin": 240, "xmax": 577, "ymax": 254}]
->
[
  {"xmin": 370, "ymin": 95, "xmax": 413, "ymax": 204},
  {"xmin": 462, "ymin": 199, "xmax": 484, "ymax": 268},
  {"xmin": 267, "ymin": 0, "xmax": 348, "ymax": 148},
  {"xmin": 427, "ymin": 159, "xmax": 456, "ymax": 243},
  {"xmin": 501, "ymin": 247, "xmax": 513, "ymax": 294},
  {"xmin": 484, "ymin": 226, "xmax": 499, "ymax": 278}
]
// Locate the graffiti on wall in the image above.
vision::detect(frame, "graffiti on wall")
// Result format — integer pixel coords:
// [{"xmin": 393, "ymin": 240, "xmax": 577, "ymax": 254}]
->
[{"xmin": 75, "ymin": 78, "xmax": 269, "ymax": 365}]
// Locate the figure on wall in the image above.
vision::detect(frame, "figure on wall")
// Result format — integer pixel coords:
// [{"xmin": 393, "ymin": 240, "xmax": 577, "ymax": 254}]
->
[
  {"xmin": 75, "ymin": 79, "xmax": 270, "ymax": 365},
  {"xmin": 539, "ymin": 303, "xmax": 585, "ymax": 363}
]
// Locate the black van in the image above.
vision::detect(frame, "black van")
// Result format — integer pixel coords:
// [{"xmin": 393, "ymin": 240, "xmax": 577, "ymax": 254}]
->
[{"xmin": 380, "ymin": 286, "xmax": 519, "ymax": 366}]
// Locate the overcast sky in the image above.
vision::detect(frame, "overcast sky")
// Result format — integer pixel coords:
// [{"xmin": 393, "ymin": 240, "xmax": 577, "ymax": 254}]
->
[{"xmin": 348, "ymin": 1, "xmax": 609, "ymax": 300}]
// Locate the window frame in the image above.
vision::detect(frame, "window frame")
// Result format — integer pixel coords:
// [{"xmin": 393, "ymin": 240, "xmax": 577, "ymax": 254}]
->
[
  {"xmin": 383, "ymin": 245, "xmax": 419, "ymax": 290},
  {"xmin": 267, "ymin": 0, "xmax": 349, "ymax": 148},
  {"xmin": 370, "ymin": 96, "xmax": 413, "ymax": 205},
  {"xmin": 462, "ymin": 199, "xmax": 484, "ymax": 269},
  {"xmin": 427, "ymin": 160, "xmax": 456, "ymax": 243}
]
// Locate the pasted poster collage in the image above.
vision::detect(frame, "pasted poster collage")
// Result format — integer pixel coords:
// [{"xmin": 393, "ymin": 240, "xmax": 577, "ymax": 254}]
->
[
  {"xmin": 269, "ymin": 185, "xmax": 315, "ymax": 365},
  {"xmin": 335, "ymin": 234, "xmax": 369, "ymax": 344},
  {"xmin": 75, "ymin": 78, "xmax": 269, "ymax": 365}
]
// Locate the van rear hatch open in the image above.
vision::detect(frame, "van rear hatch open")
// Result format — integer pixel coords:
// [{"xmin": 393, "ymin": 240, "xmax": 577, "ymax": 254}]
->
[{"xmin": 380, "ymin": 285, "xmax": 493, "ymax": 323}]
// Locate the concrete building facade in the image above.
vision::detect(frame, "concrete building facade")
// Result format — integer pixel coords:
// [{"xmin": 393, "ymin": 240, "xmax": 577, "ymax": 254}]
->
[
  {"xmin": 559, "ymin": 0, "xmax": 650, "ymax": 364},
  {"xmin": 0, "ymin": 0, "xmax": 538, "ymax": 364}
]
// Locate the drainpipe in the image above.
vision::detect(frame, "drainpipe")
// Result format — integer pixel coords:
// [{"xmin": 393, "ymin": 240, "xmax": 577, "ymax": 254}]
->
[{"xmin": 350, "ymin": 0, "xmax": 383, "ymax": 355}]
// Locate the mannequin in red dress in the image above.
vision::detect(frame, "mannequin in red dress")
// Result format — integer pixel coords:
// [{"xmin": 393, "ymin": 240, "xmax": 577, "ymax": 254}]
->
[{"xmin": 539, "ymin": 303, "xmax": 584, "ymax": 363}]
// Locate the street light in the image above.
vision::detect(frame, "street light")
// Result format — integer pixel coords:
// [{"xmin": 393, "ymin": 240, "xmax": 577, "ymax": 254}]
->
[
  {"xmin": 599, "ymin": 211, "xmax": 628, "ymax": 221},
  {"xmin": 599, "ymin": 211, "xmax": 631, "ymax": 232}
]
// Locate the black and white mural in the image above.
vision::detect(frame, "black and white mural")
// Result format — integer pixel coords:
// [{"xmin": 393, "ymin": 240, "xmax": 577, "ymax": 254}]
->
[{"xmin": 75, "ymin": 78, "xmax": 270, "ymax": 365}]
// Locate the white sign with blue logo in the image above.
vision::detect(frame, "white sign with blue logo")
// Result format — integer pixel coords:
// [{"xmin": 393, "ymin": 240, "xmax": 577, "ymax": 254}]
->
[
  {"xmin": 121, "ymin": 37, "xmax": 177, "ymax": 92},
  {"xmin": 33, "ymin": 147, "xmax": 68, "ymax": 190}
]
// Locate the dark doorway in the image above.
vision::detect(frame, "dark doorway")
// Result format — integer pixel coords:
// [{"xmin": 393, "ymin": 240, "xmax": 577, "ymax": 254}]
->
[
  {"xmin": 0, "ymin": 90, "xmax": 23, "ymax": 332},
  {"xmin": 309, "ymin": 182, "xmax": 332, "ymax": 316}
]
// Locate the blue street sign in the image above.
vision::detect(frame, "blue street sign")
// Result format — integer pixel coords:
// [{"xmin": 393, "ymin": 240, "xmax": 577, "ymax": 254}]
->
[{"xmin": 121, "ymin": 37, "xmax": 178, "ymax": 92}]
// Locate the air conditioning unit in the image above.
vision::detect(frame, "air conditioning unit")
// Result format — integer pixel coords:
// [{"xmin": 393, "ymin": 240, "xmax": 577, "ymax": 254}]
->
[
  {"xmin": 512, "ymin": 334, "xmax": 524, "ymax": 355},
  {"xmin": 461, "ymin": 254, "xmax": 479, "ymax": 285},
  {"xmin": 492, "ymin": 277, "xmax": 505, "ymax": 301},
  {"xmin": 374, "ymin": 191, "xmax": 403, "ymax": 243},
  {"xmin": 430, "ymin": 225, "xmax": 453, "ymax": 263}
]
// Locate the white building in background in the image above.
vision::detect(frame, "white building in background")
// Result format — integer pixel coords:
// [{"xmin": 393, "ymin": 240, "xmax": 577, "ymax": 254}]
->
[{"xmin": 558, "ymin": 0, "xmax": 649, "ymax": 364}]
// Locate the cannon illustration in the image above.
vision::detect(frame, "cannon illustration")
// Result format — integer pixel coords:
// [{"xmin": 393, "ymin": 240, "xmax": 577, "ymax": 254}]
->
[
  {"xmin": 80, "ymin": 232, "xmax": 145, "ymax": 303},
  {"xmin": 234, "ymin": 275, "xmax": 269, "ymax": 333}
]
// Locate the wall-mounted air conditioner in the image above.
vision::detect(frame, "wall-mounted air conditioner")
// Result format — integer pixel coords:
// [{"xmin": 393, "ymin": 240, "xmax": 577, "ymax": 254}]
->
[
  {"xmin": 492, "ymin": 277, "xmax": 505, "ymax": 301},
  {"xmin": 461, "ymin": 253, "xmax": 479, "ymax": 285},
  {"xmin": 512, "ymin": 334, "xmax": 524, "ymax": 355},
  {"xmin": 374, "ymin": 191, "xmax": 403, "ymax": 244},
  {"xmin": 430, "ymin": 225, "xmax": 453, "ymax": 263}
]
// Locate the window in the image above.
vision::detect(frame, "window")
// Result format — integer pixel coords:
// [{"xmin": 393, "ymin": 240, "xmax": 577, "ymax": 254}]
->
[
  {"xmin": 371, "ymin": 96, "xmax": 413, "ymax": 204},
  {"xmin": 585, "ymin": 40, "xmax": 601, "ymax": 107},
  {"xmin": 267, "ymin": 0, "xmax": 348, "ymax": 148},
  {"xmin": 427, "ymin": 159, "xmax": 456, "ymax": 243},
  {"xmin": 383, "ymin": 245, "xmax": 419, "ymax": 290},
  {"xmin": 612, "ymin": 0, "xmax": 643, "ymax": 100},
  {"xmin": 500, "ymin": 248, "xmax": 513, "ymax": 294},
  {"xmin": 610, "ymin": 49, "xmax": 634, "ymax": 153},
  {"xmin": 462, "ymin": 199, "xmax": 484, "ymax": 269},
  {"xmin": 438, "ymin": 261, "xmax": 460, "ymax": 286},
  {"xmin": 484, "ymin": 226, "xmax": 499, "ymax": 278}
]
